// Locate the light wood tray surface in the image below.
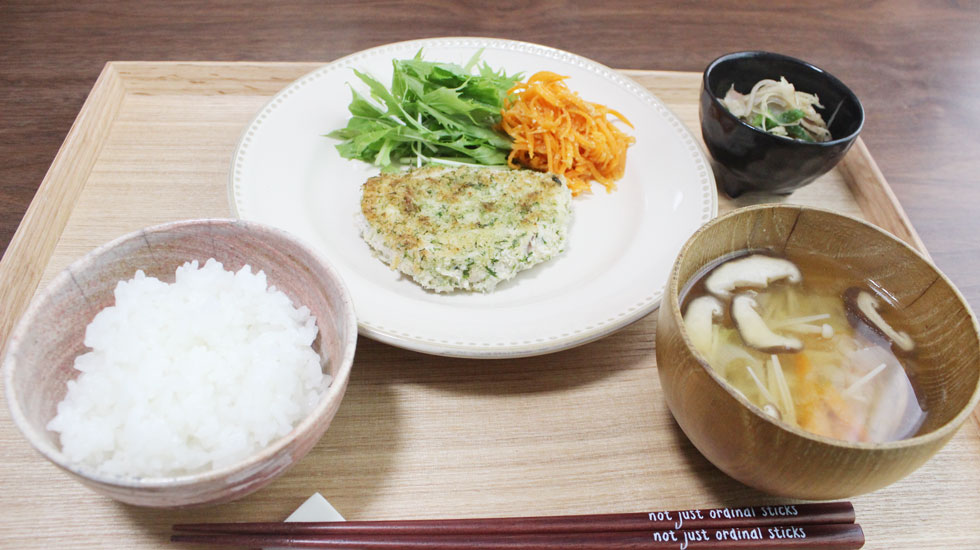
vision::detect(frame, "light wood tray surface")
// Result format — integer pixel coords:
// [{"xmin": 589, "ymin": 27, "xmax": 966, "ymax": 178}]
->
[{"xmin": 0, "ymin": 62, "xmax": 977, "ymax": 549}]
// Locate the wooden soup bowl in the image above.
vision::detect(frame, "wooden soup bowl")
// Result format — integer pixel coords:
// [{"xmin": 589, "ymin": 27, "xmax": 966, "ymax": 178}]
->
[
  {"xmin": 656, "ymin": 204, "xmax": 980, "ymax": 499},
  {"xmin": 3, "ymin": 219, "xmax": 357, "ymax": 507}
]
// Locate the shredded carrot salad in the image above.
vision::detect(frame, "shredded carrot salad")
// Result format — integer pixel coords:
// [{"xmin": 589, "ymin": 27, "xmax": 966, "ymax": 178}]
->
[{"xmin": 499, "ymin": 71, "xmax": 635, "ymax": 196}]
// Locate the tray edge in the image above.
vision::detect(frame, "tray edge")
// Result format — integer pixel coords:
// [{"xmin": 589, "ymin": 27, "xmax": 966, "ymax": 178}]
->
[
  {"xmin": 0, "ymin": 63, "xmax": 953, "ymax": 368},
  {"xmin": 0, "ymin": 62, "xmax": 127, "ymax": 352}
]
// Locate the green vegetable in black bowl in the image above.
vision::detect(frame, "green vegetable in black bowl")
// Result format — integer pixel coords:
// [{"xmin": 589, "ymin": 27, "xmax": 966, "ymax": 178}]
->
[
  {"xmin": 699, "ymin": 51, "xmax": 865, "ymax": 197},
  {"xmin": 722, "ymin": 76, "xmax": 832, "ymax": 143}
]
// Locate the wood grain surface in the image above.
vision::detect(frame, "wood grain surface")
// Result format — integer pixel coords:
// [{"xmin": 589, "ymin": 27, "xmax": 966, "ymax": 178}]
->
[
  {"xmin": 0, "ymin": 61, "xmax": 977, "ymax": 550},
  {"xmin": 1, "ymin": 2, "xmax": 979, "ymax": 548},
  {"xmin": 2, "ymin": 0, "xmax": 978, "ymax": 310}
]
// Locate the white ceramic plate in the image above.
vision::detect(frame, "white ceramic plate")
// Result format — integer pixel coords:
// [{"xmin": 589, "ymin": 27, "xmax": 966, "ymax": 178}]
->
[{"xmin": 231, "ymin": 37, "xmax": 716, "ymax": 358}]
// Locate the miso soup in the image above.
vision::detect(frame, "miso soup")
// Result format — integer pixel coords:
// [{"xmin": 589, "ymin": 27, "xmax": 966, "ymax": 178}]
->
[{"xmin": 680, "ymin": 249, "xmax": 927, "ymax": 443}]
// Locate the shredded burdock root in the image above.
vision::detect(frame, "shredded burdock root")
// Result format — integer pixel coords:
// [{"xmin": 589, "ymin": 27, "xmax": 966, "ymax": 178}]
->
[{"xmin": 499, "ymin": 71, "xmax": 635, "ymax": 196}]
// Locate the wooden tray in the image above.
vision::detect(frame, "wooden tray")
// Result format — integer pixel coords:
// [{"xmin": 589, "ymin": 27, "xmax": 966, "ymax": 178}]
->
[{"xmin": 0, "ymin": 62, "xmax": 977, "ymax": 549}]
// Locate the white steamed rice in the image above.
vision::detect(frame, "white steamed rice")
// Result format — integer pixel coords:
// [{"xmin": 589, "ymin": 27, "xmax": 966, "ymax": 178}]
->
[{"xmin": 46, "ymin": 258, "xmax": 329, "ymax": 478}]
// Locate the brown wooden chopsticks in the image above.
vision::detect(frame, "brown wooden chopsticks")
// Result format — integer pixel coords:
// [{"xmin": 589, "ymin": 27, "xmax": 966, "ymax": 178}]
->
[{"xmin": 172, "ymin": 501, "xmax": 864, "ymax": 549}]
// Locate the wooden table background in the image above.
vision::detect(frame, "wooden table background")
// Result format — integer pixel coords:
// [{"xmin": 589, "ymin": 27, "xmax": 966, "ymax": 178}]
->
[
  {"xmin": 2, "ymin": 1, "xmax": 980, "ymax": 547},
  {"xmin": 3, "ymin": 1, "xmax": 980, "ymax": 313}
]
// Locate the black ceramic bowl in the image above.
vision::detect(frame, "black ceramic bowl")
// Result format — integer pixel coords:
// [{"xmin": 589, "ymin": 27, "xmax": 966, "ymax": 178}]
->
[{"xmin": 700, "ymin": 51, "xmax": 864, "ymax": 197}]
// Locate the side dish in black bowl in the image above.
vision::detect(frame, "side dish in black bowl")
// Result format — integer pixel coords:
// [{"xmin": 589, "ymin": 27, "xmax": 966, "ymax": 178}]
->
[{"xmin": 700, "ymin": 51, "xmax": 864, "ymax": 197}]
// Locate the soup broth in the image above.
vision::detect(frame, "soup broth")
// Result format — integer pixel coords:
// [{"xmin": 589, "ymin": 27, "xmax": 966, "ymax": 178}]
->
[{"xmin": 681, "ymin": 249, "xmax": 927, "ymax": 443}]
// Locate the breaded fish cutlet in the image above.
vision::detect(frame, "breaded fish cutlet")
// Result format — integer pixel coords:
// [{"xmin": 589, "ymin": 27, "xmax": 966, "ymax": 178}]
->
[{"xmin": 359, "ymin": 165, "xmax": 572, "ymax": 292}]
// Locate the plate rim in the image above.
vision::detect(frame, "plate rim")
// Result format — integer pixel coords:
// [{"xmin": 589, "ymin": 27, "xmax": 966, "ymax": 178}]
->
[{"xmin": 229, "ymin": 36, "xmax": 717, "ymax": 358}]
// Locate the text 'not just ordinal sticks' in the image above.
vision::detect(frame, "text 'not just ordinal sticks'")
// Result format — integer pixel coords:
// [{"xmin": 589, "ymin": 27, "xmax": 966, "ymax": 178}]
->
[{"xmin": 172, "ymin": 501, "xmax": 864, "ymax": 549}]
